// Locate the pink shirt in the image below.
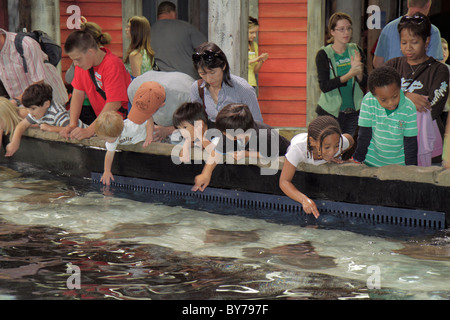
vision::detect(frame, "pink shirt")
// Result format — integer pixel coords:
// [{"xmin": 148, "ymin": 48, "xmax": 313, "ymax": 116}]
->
[{"xmin": 0, "ymin": 29, "xmax": 68, "ymax": 105}]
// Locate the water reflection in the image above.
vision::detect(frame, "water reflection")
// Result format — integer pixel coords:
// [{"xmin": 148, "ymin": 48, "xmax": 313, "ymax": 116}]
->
[
  {"xmin": 242, "ymin": 242, "xmax": 336, "ymax": 269},
  {"xmin": 0, "ymin": 220, "xmax": 403, "ymax": 300},
  {"xmin": 0, "ymin": 164, "xmax": 449, "ymax": 300},
  {"xmin": 393, "ymin": 231, "xmax": 450, "ymax": 261}
]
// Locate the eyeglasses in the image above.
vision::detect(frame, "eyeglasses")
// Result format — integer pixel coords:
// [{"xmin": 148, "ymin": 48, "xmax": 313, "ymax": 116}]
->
[
  {"xmin": 192, "ymin": 50, "xmax": 220, "ymax": 65},
  {"xmin": 400, "ymin": 15, "xmax": 425, "ymax": 25},
  {"xmin": 334, "ymin": 26, "xmax": 353, "ymax": 33}
]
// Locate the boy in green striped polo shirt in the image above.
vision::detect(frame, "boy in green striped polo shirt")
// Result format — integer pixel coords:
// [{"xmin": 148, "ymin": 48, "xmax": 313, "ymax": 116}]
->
[{"xmin": 353, "ymin": 66, "xmax": 418, "ymax": 167}]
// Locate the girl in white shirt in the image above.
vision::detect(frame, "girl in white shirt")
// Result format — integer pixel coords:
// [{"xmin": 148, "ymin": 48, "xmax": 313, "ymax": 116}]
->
[{"xmin": 279, "ymin": 116, "xmax": 354, "ymax": 218}]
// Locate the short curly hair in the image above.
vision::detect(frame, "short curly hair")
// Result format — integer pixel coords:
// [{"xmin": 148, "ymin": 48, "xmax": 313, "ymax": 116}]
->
[
  {"xmin": 173, "ymin": 102, "xmax": 209, "ymax": 128},
  {"xmin": 22, "ymin": 83, "xmax": 53, "ymax": 108},
  {"xmin": 215, "ymin": 104, "xmax": 255, "ymax": 133},
  {"xmin": 368, "ymin": 66, "xmax": 401, "ymax": 95},
  {"xmin": 95, "ymin": 111, "xmax": 124, "ymax": 138}
]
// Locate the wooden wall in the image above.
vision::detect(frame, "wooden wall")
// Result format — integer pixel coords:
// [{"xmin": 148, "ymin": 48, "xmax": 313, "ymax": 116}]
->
[
  {"xmin": 257, "ymin": 0, "xmax": 308, "ymax": 128},
  {"xmin": 0, "ymin": 0, "xmax": 8, "ymax": 30},
  {"xmin": 59, "ymin": 0, "xmax": 124, "ymax": 83}
]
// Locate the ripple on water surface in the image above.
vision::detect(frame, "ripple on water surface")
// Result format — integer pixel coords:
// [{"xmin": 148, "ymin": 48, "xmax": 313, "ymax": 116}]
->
[{"xmin": 0, "ymin": 164, "xmax": 449, "ymax": 300}]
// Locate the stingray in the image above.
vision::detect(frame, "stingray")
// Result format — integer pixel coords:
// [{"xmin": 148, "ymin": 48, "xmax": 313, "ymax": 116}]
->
[
  {"xmin": 0, "ymin": 259, "xmax": 64, "ymax": 280},
  {"xmin": 242, "ymin": 241, "xmax": 336, "ymax": 269},
  {"xmin": 204, "ymin": 229, "xmax": 260, "ymax": 244},
  {"xmin": 12, "ymin": 179, "xmax": 67, "ymax": 192},
  {"xmin": 0, "ymin": 166, "xmax": 21, "ymax": 181},
  {"xmin": 393, "ymin": 242, "xmax": 450, "ymax": 261},
  {"xmin": 16, "ymin": 190, "xmax": 77, "ymax": 204},
  {"xmin": 102, "ymin": 223, "xmax": 174, "ymax": 240}
]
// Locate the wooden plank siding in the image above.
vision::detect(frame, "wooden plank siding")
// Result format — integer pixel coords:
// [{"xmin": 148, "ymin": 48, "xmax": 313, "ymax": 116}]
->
[
  {"xmin": 258, "ymin": 0, "xmax": 308, "ymax": 128},
  {"xmin": 0, "ymin": 0, "xmax": 8, "ymax": 30},
  {"xmin": 59, "ymin": 0, "xmax": 124, "ymax": 84}
]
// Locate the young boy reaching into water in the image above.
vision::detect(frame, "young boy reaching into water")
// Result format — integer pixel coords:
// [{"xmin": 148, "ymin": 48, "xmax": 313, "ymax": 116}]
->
[
  {"xmin": 279, "ymin": 116, "xmax": 354, "ymax": 218},
  {"xmin": 353, "ymin": 66, "xmax": 418, "ymax": 167},
  {"xmin": 192, "ymin": 103, "xmax": 290, "ymax": 192},
  {"xmin": 5, "ymin": 83, "xmax": 87, "ymax": 157},
  {"xmin": 95, "ymin": 81, "xmax": 166, "ymax": 185},
  {"xmin": 172, "ymin": 102, "xmax": 212, "ymax": 163}
]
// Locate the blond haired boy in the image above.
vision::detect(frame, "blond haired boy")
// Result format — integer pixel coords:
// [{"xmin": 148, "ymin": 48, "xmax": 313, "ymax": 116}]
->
[{"xmin": 95, "ymin": 81, "xmax": 166, "ymax": 185}]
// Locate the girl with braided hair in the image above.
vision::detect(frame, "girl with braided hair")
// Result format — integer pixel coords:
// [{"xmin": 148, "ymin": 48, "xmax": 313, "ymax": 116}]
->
[{"xmin": 279, "ymin": 116, "xmax": 354, "ymax": 218}]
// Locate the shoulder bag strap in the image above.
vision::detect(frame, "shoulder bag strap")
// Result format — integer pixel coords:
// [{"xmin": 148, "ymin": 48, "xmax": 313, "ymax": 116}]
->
[
  {"xmin": 14, "ymin": 33, "xmax": 28, "ymax": 73},
  {"xmin": 404, "ymin": 60, "xmax": 435, "ymax": 92},
  {"xmin": 89, "ymin": 67, "xmax": 107, "ymax": 100},
  {"xmin": 197, "ymin": 80, "xmax": 206, "ymax": 109},
  {"xmin": 88, "ymin": 68, "xmax": 128, "ymax": 116}
]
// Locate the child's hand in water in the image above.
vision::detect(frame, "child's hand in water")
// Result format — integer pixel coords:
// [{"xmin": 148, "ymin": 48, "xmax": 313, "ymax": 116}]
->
[
  {"xmin": 301, "ymin": 197, "xmax": 320, "ymax": 219},
  {"xmin": 5, "ymin": 141, "xmax": 19, "ymax": 157},
  {"xmin": 100, "ymin": 172, "xmax": 114, "ymax": 186},
  {"xmin": 192, "ymin": 173, "xmax": 211, "ymax": 192}
]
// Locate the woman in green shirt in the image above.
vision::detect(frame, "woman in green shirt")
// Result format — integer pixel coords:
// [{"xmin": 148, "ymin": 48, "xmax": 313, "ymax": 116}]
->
[{"xmin": 315, "ymin": 12, "xmax": 368, "ymax": 136}]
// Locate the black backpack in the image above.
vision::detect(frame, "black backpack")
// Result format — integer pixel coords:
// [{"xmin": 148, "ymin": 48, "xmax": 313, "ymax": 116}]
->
[{"xmin": 14, "ymin": 30, "xmax": 62, "ymax": 73}]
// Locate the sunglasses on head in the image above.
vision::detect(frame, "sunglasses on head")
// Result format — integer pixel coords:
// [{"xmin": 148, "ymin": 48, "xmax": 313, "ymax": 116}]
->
[
  {"xmin": 192, "ymin": 50, "xmax": 220, "ymax": 64},
  {"xmin": 400, "ymin": 15, "xmax": 425, "ymax": 25}
]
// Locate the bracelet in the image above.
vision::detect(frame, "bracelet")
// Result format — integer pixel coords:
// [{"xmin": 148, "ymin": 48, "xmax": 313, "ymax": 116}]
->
[
  {"xmin": 349, "ymin": 157, "xmax": 361, "ymax": 164},
  {"xmin": 13, "ymin": 98, "xmax": 21, "ymax": 106}
]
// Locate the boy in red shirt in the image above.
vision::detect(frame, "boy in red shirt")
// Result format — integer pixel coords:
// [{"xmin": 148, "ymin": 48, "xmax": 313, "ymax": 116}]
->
[{"xmin": 61, "ymin": 31, "xmax": 131, "ymax": 140}]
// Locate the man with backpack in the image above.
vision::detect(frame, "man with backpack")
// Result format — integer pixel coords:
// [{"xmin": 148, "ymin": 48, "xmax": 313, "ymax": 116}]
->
[{"xmin": 0, "ymin": 28, "xmax": 68, "ymax": 106}]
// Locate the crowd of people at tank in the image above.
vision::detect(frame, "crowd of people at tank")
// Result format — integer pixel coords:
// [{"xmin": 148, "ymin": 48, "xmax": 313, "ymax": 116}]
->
[{"xmin": 0, "ymin": 0, "xmax": 449, "ymax": 218}]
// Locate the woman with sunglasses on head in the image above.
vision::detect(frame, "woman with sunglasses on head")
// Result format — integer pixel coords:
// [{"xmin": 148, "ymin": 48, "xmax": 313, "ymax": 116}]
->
[
  {"xmin": 385, "ymin": 13, "xmax": 449, "ymax": 167},
  {"xmin": 315, "ymin": 12, "xmax": 368, "ymax": 137},
  {"xmin": 190, "ymin": 42, "xmax": 263, "ymax": 125},
  {"xmin": 373, "ymin": 0, "xmax": 443, "ymax": 69}
]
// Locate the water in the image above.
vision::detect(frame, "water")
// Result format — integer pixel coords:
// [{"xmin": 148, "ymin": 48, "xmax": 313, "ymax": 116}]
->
[{"xmin": 0, "ymin": 162, "xmax": 449, "ymax": 302}]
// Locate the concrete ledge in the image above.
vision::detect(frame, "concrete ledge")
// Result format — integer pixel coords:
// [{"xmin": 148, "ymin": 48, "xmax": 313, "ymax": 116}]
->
[
  {"xmin": 23, "ymin": 128, "xmax": 450, "ymax": 188},
  {"xmin": 24, "ymin": 127, "xmax": 175, "ymax": 156}
]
